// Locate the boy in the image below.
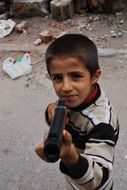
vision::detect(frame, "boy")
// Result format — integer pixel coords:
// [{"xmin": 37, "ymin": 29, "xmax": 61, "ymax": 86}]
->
[{"xmin": 35, "ymin": 34, "xmax": 119, "ymax": 190}]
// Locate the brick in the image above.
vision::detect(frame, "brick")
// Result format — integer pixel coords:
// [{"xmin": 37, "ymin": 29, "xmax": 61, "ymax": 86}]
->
[
  {"xmin": 39, "ymin": 30, "xmax": 53, "ymax": 43},
  {"xmin": 15, "ymin": 21, "xmax": 28, "ymax": 33}
]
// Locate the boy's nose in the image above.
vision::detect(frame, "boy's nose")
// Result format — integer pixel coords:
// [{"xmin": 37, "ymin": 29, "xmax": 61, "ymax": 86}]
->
[{"xmin": 62, "ymin": 79, "xmax": 72, "ymax": 92}]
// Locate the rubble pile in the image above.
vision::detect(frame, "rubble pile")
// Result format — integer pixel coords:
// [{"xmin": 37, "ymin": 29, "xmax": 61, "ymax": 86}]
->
[{"xmin": 0, "ymin": 0, "xmax": 127, "ymax": 19}]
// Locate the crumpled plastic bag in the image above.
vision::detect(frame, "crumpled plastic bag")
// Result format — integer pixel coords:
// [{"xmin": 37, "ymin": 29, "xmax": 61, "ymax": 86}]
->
[
  {"xmin": 2, "ymin": 53, "xmax": 32, "ymax": 79},
  {"xmin": 0, "ymin": 19, "xmax": 16, "ymax": 38}
]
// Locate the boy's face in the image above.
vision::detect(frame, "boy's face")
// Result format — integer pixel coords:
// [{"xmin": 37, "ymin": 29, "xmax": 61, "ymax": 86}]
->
[{"xmin": 49, "ymin": 57, "xmax": 101, "ymax": 108}]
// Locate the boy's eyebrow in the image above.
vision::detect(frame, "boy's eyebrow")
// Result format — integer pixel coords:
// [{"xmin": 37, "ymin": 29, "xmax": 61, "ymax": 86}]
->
[
  {"xmin": 51, "ymin": 73, "xmax": 62, "ymax": 76},
  {"xmin": 51, "ymin": 71, "xmax": 84, "ymax": 76},
  {"xmin": 69, "ymin": 71, "xmax": 84, "ymax": 75}
]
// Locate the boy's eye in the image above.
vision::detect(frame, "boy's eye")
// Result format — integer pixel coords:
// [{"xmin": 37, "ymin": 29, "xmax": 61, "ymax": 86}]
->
[
  {"xmin": 52, "ymin": 75, "xmax": 63, "ymax": 82},
  {"xmin": 71, "ymin": 73, "xmax": 83, "ymax": 79}
]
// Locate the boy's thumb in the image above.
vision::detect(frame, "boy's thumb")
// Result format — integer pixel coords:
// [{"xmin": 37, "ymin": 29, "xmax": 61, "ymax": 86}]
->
[{"xmin": 63, "ymin": 130, "xmax": 72, "ymax": 144}]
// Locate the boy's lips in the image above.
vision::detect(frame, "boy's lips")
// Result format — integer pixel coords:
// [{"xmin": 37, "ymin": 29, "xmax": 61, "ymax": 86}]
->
[{"xmin": 62, "ymin": 95, "xmax": 78, "ymax": 101}]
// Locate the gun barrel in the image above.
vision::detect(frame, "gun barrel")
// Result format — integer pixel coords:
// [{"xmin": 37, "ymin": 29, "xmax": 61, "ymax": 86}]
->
[{"xmin": 44, "ymin": 100, "xmax": 67, "ymax": 162}]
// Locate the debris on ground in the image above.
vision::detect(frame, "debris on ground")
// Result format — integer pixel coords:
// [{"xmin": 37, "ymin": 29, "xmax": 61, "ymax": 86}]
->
[
  {"xmin": 39, "ymin": 30, "xmax": 53, "ymax": 43},
  {"xmin": 26, "ymin": 74, "xmax": 35, "ymax": 81},
  {"xmin": 15, "ymin": 21, "xmax": 28, "ymax": 33},
  {"xmin": 110, "ymin": 30, "xmax": 123, "ymax": 38},
  {"xmin": 116, "ymin": 19, "xmax": 124, "ymax": 28},
  {"xmin": 0, "ymin": 13, "xmax": 8, "ymax": 20},
  {"xmin": 0, "ymin": 11, "xmax": 127, "ymax": 82},
  {"xmin": 33, "ymin": 38, "xmax": 42, "ymax": 46}
]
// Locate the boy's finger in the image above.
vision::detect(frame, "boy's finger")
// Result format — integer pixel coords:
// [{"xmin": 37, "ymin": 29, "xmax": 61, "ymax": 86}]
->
[
  {"xmin": 35, "ymin": 143, "xmax": 48, "ymax": 161},
  {"xmin": 63, "ymin": 130, "xmax": 72, "ymax": 145},
  {"xmin": 48, "ymin": 113, "xmax": 53, "ymax": 123},
  {"xmin": 35, "ymin": 143, "xmax": 44, "ymax": 157},
  {"xmin": 43, "ymin": 130, "xmax": 49, "ymax": 142},
  {"xmin": 35, "ymin": 131, "xmax": 49, "ymax": 160}
]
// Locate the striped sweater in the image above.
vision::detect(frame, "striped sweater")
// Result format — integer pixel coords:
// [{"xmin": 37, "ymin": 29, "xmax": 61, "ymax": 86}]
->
[{"xmin": 46, "ymin": 84, "xmax": 119, "ymax": 190}]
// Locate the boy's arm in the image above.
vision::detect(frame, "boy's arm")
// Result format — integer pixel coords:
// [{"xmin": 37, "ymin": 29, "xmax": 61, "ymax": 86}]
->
[
  {"xmin": 35, "ymin": 115, "xmax": 116, "ymax": 189},
  {"xmin": 59, "ymin": 123, "xmax": 118, "ymax": 190},
  {"xmin": 38, "ymin": 101, "xmax": 118, "ymax": 189}
]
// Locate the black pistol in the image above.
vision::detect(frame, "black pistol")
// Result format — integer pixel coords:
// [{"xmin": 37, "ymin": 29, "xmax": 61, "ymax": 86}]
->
[{"xmin": 44, "ymin": 100, "xmax": 67, "ymax": 163}]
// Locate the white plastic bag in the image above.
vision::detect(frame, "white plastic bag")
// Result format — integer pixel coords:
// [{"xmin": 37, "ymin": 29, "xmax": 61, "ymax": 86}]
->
[
  {"xmin": 2, "ymin": 53, "xmax": 32, "ymax": 79},
  {"xmin": 0, "ymin": 19, "xmax": 16, "ymax": 38}
]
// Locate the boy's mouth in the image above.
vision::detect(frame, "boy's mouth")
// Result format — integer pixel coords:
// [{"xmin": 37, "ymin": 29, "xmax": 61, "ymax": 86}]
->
[{"xmin": 62, "ymin": 95, "xmax": 78, "ymax": 102}]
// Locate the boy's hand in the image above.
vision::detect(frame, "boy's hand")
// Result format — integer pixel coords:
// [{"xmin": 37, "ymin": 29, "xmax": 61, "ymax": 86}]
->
[
  {"xmin": 35, "ymin": 130, "xmax": 79, "ymax": 167},
  {"xmin": 35, "ymin": 130, "xmax": 49, "ymax": 162},
  {"xmin": 60, "ymin": 130, "xmax": 79, "ymax": 168}
]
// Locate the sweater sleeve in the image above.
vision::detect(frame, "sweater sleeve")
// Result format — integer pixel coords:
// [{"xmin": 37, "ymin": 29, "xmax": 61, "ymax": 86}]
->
[{"xmin": 59, "ymin": 123, "xmax": 117, "ymax": 190}]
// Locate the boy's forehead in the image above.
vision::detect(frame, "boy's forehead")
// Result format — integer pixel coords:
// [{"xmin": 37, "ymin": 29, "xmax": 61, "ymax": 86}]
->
[
  {"xmin": 49, "ymin": 57, "xmax": 88, "ymax": 74},
  {"xmin": 50, "ymin": 56, "xmax": 85, "ymax": 66}
]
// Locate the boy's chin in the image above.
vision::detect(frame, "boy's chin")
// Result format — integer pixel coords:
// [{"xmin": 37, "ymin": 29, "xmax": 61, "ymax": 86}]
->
[{"xmin": 65, "ymin": 102, "xmax": 80, "ymax": 109}]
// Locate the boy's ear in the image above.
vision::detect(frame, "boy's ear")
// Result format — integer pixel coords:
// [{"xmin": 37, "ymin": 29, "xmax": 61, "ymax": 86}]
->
[{"xmin": 91, "ymin": 69, "xmax": 101, "ymax": 84}]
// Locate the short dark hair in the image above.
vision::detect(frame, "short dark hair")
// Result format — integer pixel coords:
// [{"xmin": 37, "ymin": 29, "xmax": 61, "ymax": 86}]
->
[{"xmin": 45, "ymin": 34, "xmax": 100, "ymax": 77}]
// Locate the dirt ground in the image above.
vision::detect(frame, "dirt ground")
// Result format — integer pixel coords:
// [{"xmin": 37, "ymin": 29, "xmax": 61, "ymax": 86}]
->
[{"xmin": 0, "ymin": 11, "xmax": 127, "ymax": 190}]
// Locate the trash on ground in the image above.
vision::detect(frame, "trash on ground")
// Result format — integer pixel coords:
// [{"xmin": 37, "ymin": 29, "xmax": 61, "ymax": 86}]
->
[
  {"xmin": 33, "ymin": 38, "xmax": 42, "ymax": 46},
  {"xmin": 116, "ymin": 20, "xmax": 124, "ymax": 28},
  {"xmin": 110, "ymin": 30, "xmax": 118, "ymax": 38},
  {"xmin": 0, "ymin": 19, "xmax": 16, "ymax": 38},
  {"xmin": 110, "ymin": 30, "xmax": 123, "ymax": 38},
  {"xmin": 15, "ymin": 57, "xmax": 23, "ymax": 62},
  {"xmin": 117, "ymin": 32, "xmax": 123, "ymax": 37},
  {"xmin": 2, "ymin": 53, "xmax": 32, "ymax": 79}
]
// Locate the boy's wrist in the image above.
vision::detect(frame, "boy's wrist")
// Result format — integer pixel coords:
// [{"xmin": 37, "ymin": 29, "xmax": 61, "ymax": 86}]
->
[
  {"xmin": 60, "ymin": 154, "xmax": 89, "ymax": 179},
  {"xmin": 61, "ymin": 144, "xmax": 79, "ymax": 168}
]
